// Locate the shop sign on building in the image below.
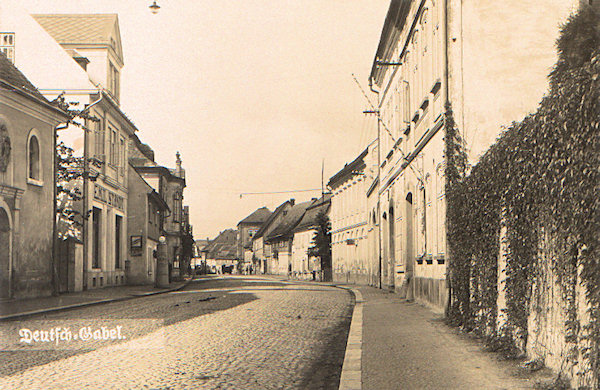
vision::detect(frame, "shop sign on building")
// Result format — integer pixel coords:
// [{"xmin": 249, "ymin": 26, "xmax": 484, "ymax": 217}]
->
[{"xmin": 93, "ymin": 184, "xmax": 124, "ymax": 211}]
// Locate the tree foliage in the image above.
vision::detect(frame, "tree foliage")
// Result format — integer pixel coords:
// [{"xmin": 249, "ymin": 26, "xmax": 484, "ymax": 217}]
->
[
  {"xmin": 52, "ymin": 93, "xmax": 100, "ymax": 240},
  {"xmin": 309, "ymin": 211, "xmax": 332, "ymax": 279}
]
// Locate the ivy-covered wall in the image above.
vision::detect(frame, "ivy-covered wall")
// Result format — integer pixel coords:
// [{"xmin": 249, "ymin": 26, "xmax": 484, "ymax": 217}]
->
[{"xmin": 445, "ymin": 6, "xmax": 600, "ymax": 387}]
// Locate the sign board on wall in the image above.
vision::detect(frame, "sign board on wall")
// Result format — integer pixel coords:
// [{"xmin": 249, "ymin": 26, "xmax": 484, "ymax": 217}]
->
[
  {"xmin": 130, "ymin": 235, "xmax": 142, "ymax": 256},
  {"xmin": 94, "ymin": 184, "xmax": 124, "ymax": 211}
]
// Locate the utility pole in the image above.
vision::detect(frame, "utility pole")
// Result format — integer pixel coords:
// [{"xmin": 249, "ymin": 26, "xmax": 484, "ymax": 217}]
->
[{"xmin": 321, "ymin": 159, "xmax": 325, "ymax": 198}]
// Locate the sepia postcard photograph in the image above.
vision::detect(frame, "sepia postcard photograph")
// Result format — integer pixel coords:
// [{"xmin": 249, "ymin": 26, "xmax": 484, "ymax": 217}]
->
[{"xmin": 0, "ymin": 0, "xmax": 599, "ymax": 388}]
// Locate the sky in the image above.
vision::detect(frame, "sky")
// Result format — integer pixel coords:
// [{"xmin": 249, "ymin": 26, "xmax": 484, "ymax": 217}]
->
[{"xmin": 19, "ymin": 0, "xmax": 390, "ymax": 240}]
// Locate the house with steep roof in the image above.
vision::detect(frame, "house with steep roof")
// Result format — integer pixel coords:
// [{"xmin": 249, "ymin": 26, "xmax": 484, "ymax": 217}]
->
[
  {"xmin": 0, "ymin": 4, "xmax": 142, "ymax": 290},
  {"xmin": 0, "ymin": 53, "xmax": 69, "ymax": 298},
  {"xmin": 265, "ymin": 200, "xmax": 314, "ymax": 275},
  {"xmin": 205, "ymin": 229, "xmax": 239, "ymax": 273},
  {"xmin": 236, "ymin": 207, "xmax": 272, "ymax": 271},
  {"xmin": 291, "ymin": 195, "xmax": 331, "ymax": 280},
  {"xmin": 252, "ymin": 200, "xmax": 295, "ymax": 274}
]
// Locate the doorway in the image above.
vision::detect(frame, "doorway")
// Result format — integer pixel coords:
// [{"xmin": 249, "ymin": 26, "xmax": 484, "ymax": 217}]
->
[
  {"xmin": 0, "ymin": 207, "xmax": 11, "ymax": 298},
  {"xmin": 405, "ymin": 193, "xmax": 414, "ymax": 300}
]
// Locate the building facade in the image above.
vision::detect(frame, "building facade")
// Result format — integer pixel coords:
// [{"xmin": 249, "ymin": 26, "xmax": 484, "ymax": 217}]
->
[
  {"xmin": 132, "ymin": 155, "xmax": 186, "ymax": 282},
  {"xmin": 291, "ymin": 195, "xmax": 331, "ymax": 280},
  {"xmin": 329, "ymin": 143, "xmax": 378, "ymax": 286},
  {"xmin": 265, "ymin": 200, "xmax": 313, "ymax": 276},
  {"xmin": 0, "ymin": 53, "xmax": 68, "ymax": 298},
  {"xmin": 369, "ymin": 0, "xmax": 579, "ymax": 310},
  {"xmin": 126, "ymin": 164, "xmax": 169, "ymax": 285},
  {"xmin": 251, "ymin": 200, "xmax": 294, "ymax": 274},
  {"xmin": 205, "ymin": 229, "xmax": 238, "ymax": 273},
  {"xmin": 236, "ymin": 207, "xmax": 271, "ymax": 273},
  {"xmin": 1, "ymin": 8, "xmax": 141, "ymax": 290}
]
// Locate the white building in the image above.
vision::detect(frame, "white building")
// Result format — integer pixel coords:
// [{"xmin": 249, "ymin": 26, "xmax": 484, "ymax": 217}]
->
[
  {"xmin": 290, "ymin": 195, "xmax": 331, "ymax": 280},
  {"xmin": 369, "ymin": 0, "xmax": 579, "ymax": 310},
  {"xmin": 329, "ymin": 143, "xmax": 378, "ymax": 285}
]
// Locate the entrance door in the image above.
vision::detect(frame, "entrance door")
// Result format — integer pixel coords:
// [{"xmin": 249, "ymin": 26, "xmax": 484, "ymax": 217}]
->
[
  {"xmin": 388, "ymin": 204, "xmax": 395, "ymax": 290},
  {"xmin": 0, "ymin": 208, "xmax": 11, "ymax": 298},
  {"xmin": 405, "ymin": 193, "xmax": 414, "ymax": 300}
]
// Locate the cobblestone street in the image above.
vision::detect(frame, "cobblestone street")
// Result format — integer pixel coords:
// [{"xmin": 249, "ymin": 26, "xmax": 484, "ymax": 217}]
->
[{"xmin": 0, "ymin": 277, "xmax": 353, "ymax": 389}]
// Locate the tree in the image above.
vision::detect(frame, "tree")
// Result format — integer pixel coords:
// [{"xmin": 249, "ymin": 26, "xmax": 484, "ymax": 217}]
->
[
  {"xmin": 308, "ymin": 211, "xmax": 332, "ymax": 282},
  {"xmin": 52, "ymin": 93, "xmax": 101, "ymax": 241}
]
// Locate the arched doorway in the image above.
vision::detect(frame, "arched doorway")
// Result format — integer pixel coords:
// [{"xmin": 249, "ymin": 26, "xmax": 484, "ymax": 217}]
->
[
  {"xmin": 388, "ymin": 203, "xmax": 395, "ymax": 291},
  {"xmin": 0, "ymin": 207, "xmax": 11, "ymax": 298},
  {"xmin": 381, "ymin": 211, "xmax": 388, "ymax": 287},
  {"xmin": 404, "ymin": 193, "xmax": 414, "ymax": 300}
]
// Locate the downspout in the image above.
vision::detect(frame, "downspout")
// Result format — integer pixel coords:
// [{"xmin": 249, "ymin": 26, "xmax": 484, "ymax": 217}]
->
[
  {"xmin": 81, "ymin": 91, "xmax": 103, "ymax": 291},
  {"xmin": 369, "ymin": 78, "xmax": 382, "ymax": 290}
]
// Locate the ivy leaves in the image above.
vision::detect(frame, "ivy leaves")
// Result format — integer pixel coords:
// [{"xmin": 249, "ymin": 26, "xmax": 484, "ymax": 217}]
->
[{"xmin": 446, "ymin": 6, "xmax": 600, "ymax": 385}]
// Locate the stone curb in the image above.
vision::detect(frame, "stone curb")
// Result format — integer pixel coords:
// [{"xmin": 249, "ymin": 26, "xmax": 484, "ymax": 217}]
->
[
  {"xmin": 336, "ymin": 286, "xmax": 363, "ymax": 390},
  {"xmin": 0, "ymin": 279, "xmax": 193, "ymax": 322}
]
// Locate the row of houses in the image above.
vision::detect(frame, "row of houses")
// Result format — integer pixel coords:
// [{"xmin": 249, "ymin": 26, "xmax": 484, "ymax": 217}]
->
[
  {"xmin": 0, "ymin": 3, "xmax": 194, "ymax": 299},
  {"xmin": 197, "ymin": 195, "xmax": 331, "ymax": 280}
]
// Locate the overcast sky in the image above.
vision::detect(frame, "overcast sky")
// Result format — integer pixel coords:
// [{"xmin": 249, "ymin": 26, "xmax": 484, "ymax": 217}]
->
[{"xmin": 21, "ymin": 0, "xmax": 389, "ymax": 239}]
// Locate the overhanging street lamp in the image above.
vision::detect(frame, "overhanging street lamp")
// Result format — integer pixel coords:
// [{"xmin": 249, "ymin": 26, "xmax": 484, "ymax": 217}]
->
[{"xmin": 149, "ymin": 1, "xmax": 160, "ymax": 14}]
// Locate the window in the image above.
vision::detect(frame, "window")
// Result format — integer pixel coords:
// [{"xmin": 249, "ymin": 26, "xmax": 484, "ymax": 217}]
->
[
  {"xmin": 94, "ymin": 118, "xmax": 105, "ymax": 159},
  {"xmin": 115, "ymin": 215, "xmax": 122, "ymax": 269},
  {"xmin": 173, "ymin": 192, "xmax": 182, "ymax": 223},
  {"xmin": 109, "ymin": 128, "xmax": 117, "ymax": 166},
  {"xmin": 109, "ymin": 63, "xmax": 120, "ymax": 101},
  {"xmin": 27, "ymin": 131, "xmax": 41, "ymax": 184},
  {"xmin": 92, "ymin": 207, "xmax": 101, "ymax": 268},
  {"xmin": 148, "ymin": 204, "xmax": 153, "ymax": 226},
  {"xmin": 0, "ymin": 33, "xmax": 15, "ymax": 64}
]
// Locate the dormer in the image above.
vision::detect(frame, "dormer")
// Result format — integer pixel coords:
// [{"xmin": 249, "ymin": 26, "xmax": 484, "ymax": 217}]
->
[{"xmin": 33, "ymin": 14, "xmax": 124, "ymax": 103}]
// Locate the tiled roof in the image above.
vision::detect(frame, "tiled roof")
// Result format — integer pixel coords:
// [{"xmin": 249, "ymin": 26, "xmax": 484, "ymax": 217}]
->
[
  {"xmin": 294, "ymin": 195, "xmax": 332, "ymax": 233},
  {"xmin": 238, "ymin": 207, "xmax": 272, "ymax": 225},
  {"xmin": 253, "ymin": 200, "xmax": 292, "ymax": 240},
  {"xmin": 32, "ymin": 14, "xmax": 117, "ymax": 45},
  {"xmin": 0, "ymin": 52, "xmax": 49, "ymax": 102},
  {"xmin": 327, "ymin": 148, "xmax": 368, "ymax": 190},
  {"xmin": 265, "ymin": 200, "xmax": 314, "ymax": 242},
  {"xmin": 205, "ymin": 229, "xmax": 238, "ymax": 260}
]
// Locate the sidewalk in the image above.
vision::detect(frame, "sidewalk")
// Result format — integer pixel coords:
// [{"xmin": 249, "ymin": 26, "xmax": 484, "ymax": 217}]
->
[
  {"xmin": 0, "ymin": 278, "xmax": 192, "ymax": 321},
  {"xmin": 338, "ymin": 284, "xmax": 556, "ymax": 390}
]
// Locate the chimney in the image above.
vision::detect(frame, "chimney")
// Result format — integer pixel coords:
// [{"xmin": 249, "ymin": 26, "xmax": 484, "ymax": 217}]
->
[{"xmin": 290, "ymin": 198, "xmax": 295, "ymax": 206}]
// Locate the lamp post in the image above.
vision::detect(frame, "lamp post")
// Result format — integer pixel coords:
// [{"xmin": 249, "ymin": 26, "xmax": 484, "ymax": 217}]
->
[
  {"xmin": 149, "ymin": 1, "xmax": 160, "ymax": 14},
  {"xmin": 156, "ymin": 235, "xmax": 169, "ymax": 288}
]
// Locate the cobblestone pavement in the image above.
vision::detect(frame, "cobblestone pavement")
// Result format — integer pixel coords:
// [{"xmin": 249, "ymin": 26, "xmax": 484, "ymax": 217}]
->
[{"xmin": 0, "ymin": 277, "xmax": 353, "ymax": 389}]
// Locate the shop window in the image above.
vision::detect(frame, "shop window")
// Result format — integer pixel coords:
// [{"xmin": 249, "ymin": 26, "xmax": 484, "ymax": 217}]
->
[
  {"xmin": 115, "ymin": 215, "xmax": 122, "ymax": 269},
  {"xmin": 92, "ymin": 207, "xmax": 101, "ymax": 268}
]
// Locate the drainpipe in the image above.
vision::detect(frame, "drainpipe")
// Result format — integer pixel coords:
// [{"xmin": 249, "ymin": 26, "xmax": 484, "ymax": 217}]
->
[
  {"xmin": 81, "ymin": 91, "xmax": 103, "ymax": 291},
  {"xmin": 369, "ymin": 78, "xmax": 382, "ymax": 290}
]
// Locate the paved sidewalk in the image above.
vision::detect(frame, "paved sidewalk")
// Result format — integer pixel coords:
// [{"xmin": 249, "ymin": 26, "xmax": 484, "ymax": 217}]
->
[
  {"xmin": 352, "ymin": 285, "xmax": 554, "ymax": 390},
  {"xmin": 0, "ymin": 278, "xmax": 192, "ymax": 321}
]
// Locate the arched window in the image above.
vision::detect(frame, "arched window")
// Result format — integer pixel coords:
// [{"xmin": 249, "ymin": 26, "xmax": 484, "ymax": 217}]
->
[{"xmin": 27, "ymin": 130, "xmax": 42, "ymax": 184}]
